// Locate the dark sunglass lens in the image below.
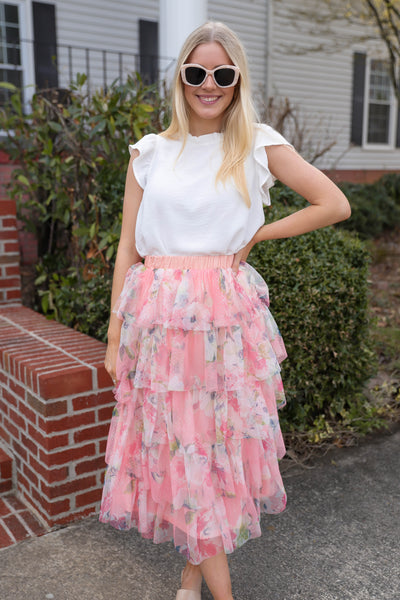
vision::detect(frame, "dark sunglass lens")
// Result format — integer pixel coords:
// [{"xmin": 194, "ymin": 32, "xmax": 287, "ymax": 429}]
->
[
  {"xmin": 185, "ymin": 66, "xmax": 206, "ymax": 85},
  {"xmin": 214, "ymin": 68, "xmax": 235, "ymax": 87}
]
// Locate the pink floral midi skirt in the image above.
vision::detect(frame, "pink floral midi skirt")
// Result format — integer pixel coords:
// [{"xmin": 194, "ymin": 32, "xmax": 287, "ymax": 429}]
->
[{"xmin": 99, "ymin": 255, "xmax": 287, "ymax": 564}]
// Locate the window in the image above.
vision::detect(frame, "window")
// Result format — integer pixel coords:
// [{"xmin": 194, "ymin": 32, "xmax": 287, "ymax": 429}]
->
[
  {"xmin": 351, "ymin": 51, "xmax": 400, "ymax": 148},
  {"xmin": 0, "ymin": 2, "xmax": 23, "ymax": 105},
  {"xmin": 365, "ymin": 59, "xmax": 395, "ymax": 145}
]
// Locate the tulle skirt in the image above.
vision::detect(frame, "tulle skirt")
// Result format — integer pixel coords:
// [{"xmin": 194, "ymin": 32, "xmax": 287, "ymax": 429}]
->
[{"xmin": 99, "ymin": 255, "xmax": 287, "ymax": 564}]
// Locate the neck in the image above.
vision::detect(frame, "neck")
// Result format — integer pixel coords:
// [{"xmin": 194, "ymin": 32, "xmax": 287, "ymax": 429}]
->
[{"xmin": 188, "ymin": 116, "xmax": 223, "ymax": 137}]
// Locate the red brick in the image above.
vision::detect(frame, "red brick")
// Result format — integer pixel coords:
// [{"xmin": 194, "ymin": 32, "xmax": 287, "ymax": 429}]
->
[
  {"xmin": 28, "ymin": 454, "xmax": 68, "ymax": 484},
  {"xmin": 18, "ymin": 401, "xmax": 37, "ymax": 425},
  {"xmin": 26, "ymin": 487, "xmax": 47, "ymax": 519},
  {"xmin": 40, "ymin": 474, "xmax": 96, "ymax": 499},
  {"xmin": 8, "ymin": 405, "xmax": 26, "ymax": 431},
  {"xmin": 0, "ymin": 200, "xmax": 16, "ymax": 216},
  {"xmin": 9, "ymin": 378, "xmax": 26, "ymax": 399},
  {"xmin": 0, "ymin": 370, "xmax": 8, "ymax": 384},
  {"xmin": 0, "ymin": 423, "xmax": 11, "ymax": 444},
  {"xmin": 26, "ymin": 393, "xmax": 67, "ymax": 418},
  {"xmin": 0, "ymin": 521, "xmax": 14, "ymax": 548},
  {"xmin": 52, "ymin": 505, "xmax": 96, "ymax": 526},
  {"xmin": 12, "ymin": 440, "xmax": 27, "ymax": 462},
  {"xmin": 19, "ymin": 510, "xmax": 47, "ymax": 536},
  {"xmin": 27, "ymin": 423, "xmax": 69, "ymax": 452},
  {"xmin": 6, "ymin": 289, "xmax": 21, "ymax": 300},
  {"xmin": 38, "ymin": 366, "xmax": 93, "ymax": 400},
  {"xmin": 0, "ymin": 497, "xmax": 10, "ymax": 516},
  {"xmin": 0, "ymin": 278, "xmax": 20, "ymax": 290},
  {"xmin": 99, "ymin": 438, "xmax": 107, "ymax": 454},
  {"xmin": 0, "ymin": 451, "xmax": 12, "ymax": 479},
  {"xmin": 0, "ymin": 397, "xmax": 9, "ymax": 416},
  {"xmin": 1, "ymin": 494, "xmax": 25, "ymax": 511},
  {"xmin": 5, "ymin": 265, "xmax": 20, "ymax": 278},
  {"xmin": 4, "ymin": 242, "xmax": 19, "ymax": 253},
  {"xmin": 3, "ymin": 415, "xmax": 19, "ymax": 440},
  {"xmin": 21, "ymin": 460, "xmax": 39, "ymax": 488},
  {"xmin": 39, "ymin": 442, "xmax": 96, "ymax": 467},
  {"xmin": 96, "ymin": 363, "xmax": 113, "ymax": 389},
  {"xmin": 98, "ymin": 404, "xmax": 114, "ymax": 422},
  {"xmin": 2, "ymin": 217, "xmax": 17, "ymax": 228},
  {"xmin": 17, "ymin": 470, "xmax": 31, "ymax": 495},
  {"xmin": 39, "ymin": 410, "xmax": 95, "ymax": 434},
  {"xmin": 74, "ymin": 423, "xmax": 110, "ymax": 444},
  {"xmin": 0, "ymin": 230, "xmax": 17, "ymax": 240},
  {"xmin": 3, "ymin": 514, "xmax": 30, "ymax": 542},
  {"xmin": 20, "ymin": 431, "xmax": 38, "ymax": 457},
  {"xmin": 75, "ymin": 455, "xmax": 106, "ymax": 476},
  {"xmin": 0, "ymin": 480, "xmax": 12, "ymax": 493},
  {"xmin": 3, "ymin": 388, "xmax": 18, "ymax": 408},
  {"xmin": 75, "ymin": 487, "xmax": 102, "ymax": 508},
  {"xmin": 72, "ymin": 393, "xmax": 102, "ymax": 412},
  {"xmin": 30, "ymin": 486, "xmax": 70, "ymax": 518}
]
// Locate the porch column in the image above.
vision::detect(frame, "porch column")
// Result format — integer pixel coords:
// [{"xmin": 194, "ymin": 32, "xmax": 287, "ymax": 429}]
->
[{"xmin": 159, "ymin": 0, "xmax": 208, "ymax": 85}]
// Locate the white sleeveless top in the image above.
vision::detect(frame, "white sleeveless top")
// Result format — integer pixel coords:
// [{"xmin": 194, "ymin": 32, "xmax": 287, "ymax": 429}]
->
[{"xmin": 129, "ymin": 123, "xmax": 291, "ymax": 257}]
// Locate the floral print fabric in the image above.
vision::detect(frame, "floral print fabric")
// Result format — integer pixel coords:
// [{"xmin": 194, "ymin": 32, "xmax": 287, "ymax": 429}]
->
[{"xmin": 99, "ymin": 257, "xmax": 287, "ymax": 564}]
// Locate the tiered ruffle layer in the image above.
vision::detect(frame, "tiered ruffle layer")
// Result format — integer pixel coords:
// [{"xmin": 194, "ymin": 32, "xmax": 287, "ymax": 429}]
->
[{"xmin": 99, "ymin": 257, "xmax": 287, "ymax": 564}]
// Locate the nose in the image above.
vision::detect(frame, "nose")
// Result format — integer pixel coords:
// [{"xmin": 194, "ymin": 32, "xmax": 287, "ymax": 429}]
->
[{"xmin": 202, "ymin": 73, "xmax": 216, "ymax": 90}]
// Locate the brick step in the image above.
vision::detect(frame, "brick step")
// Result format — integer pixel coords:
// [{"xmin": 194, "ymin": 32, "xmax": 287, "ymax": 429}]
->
[
  {"xmin": 0, "ymin": 493, "xmax": 49, "ymax": 548},
  {"xmin": 0, "ymin": 447, "xmax": 13, "ymax": 495}
]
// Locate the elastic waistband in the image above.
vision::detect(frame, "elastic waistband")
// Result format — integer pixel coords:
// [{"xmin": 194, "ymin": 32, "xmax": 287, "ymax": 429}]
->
[{"xmin": 144, "ymin": 255, "xmax": 234, "ymax": 269}]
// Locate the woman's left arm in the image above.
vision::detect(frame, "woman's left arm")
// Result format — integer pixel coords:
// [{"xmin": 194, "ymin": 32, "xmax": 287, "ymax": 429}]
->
[{"xmin": 232, "ymin": 145, "xmax": 351, "ymax": 271}]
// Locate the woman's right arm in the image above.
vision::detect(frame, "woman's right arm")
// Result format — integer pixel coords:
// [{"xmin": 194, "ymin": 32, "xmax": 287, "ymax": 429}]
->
[{"xmin": 104, "ymin": 150, "xmax": 143, "ymax": 383}]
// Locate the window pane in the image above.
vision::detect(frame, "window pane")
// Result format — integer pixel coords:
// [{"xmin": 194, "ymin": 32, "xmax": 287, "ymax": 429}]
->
[
  {"xmin": 4, "ymin": 4, "xmax": 18, "ymax": 24},
  {"xmin": 6, "ymin": 25, "xmax": 19, "ymax": 45},
  {"xmin": 0, "ymin": 4, "xmax": 21, "ymax": 66},
  {"xmin": 0, "ymin": 66, "xmax": 22, "ymax": 105},
  {"xmin": 369, "ymin": 60, "xmax": 391, "ymax": 102},
  {"xmin": 367, "ymin": 103, "xmax": 390, "ymax": 144}
]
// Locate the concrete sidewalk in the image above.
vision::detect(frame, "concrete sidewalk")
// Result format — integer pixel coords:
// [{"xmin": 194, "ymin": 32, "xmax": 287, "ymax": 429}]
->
[{"xmin": 1, "ymin": 428, "xmax": 399, "ymax": 600}]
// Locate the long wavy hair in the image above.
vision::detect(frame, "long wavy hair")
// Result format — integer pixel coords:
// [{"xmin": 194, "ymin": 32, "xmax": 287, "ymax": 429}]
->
[{"xmin": 161, "ymin": 21, "xmax": 257, "ymax": 207}]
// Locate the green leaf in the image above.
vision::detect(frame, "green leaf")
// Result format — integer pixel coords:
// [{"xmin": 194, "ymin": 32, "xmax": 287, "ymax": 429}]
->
[{"xmin": 17, "ymin": 175, "xmax": 30, "ymax": 187}]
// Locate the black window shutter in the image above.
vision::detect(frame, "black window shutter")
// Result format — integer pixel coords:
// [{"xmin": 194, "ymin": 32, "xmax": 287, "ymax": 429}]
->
[
  {"xmin": 351, "ymin": 52, "xmax": 366, "ymax": 145},
  {"xmin": 139, "ymin": 20, "xmax": 158, "ymax": 85},
  {"xmin": 32, "ymin": 2, "xmax": 58, "ymax": 89}
]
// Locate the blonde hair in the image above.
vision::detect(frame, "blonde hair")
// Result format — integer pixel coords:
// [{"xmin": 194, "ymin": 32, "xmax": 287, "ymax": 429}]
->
[{"xmin": 161, "ymin": 21, "xmax": 257, "ymax": 207}]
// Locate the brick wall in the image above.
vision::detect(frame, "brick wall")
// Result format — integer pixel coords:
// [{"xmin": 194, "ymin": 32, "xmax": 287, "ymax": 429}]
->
[
  {"xmin": 322, "ymin": 168, "xmax": 400, "ymax": 185},
  {"xmin": 0, "ymin": 158, "xmax": 21, "ymax": 305},
  {"xmin": 0, "ymin": 306, "xmax": 114, "ymax": 526}
]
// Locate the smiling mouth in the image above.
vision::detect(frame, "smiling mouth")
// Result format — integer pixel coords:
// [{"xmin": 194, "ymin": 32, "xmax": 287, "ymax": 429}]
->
[{"xmin": 197, "ymin": 95, "xmax": 220, "ymax": 105}]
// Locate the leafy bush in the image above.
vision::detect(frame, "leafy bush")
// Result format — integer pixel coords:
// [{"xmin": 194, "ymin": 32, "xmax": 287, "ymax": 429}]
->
[
  {"xmin": 337, "ymin": 174, "xmax": 400, "ymax": 239},
  {"xmin": 248, "ymin": 187, "xmax": 377, "ymax": 434},
  {"xmin": 0, "ymin": 75, "xmax": 168, "ymax": 340}
]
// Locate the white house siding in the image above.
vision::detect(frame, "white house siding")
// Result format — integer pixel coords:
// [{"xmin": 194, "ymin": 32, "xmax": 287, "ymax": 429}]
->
[
  {"xmin": 208, "ymin": 0, "xmax": 268, "ymax": 98},
  {"xmin": 53, "ymin": 0, "xmax": 268, "ymax": 97},
  {"xmin": 270, "ymin": 0, "xmax": 400, "ymax": 171},
  {"xmin": 54, "ymin": 0, "xmax": 158, "ymax": 90}
]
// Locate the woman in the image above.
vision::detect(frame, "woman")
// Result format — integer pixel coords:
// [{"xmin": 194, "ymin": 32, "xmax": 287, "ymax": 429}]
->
[{"xmin": 100, "ymin": 21, "xmax": 350, "ymax": 600}]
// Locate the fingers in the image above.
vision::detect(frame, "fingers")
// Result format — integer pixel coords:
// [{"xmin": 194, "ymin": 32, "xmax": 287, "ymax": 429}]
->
[
  {"xmin": 231, "ymin": 256, "xmax": 241, "ymax": 274},
  {"xmin": 104, "ymin": 359, "xmax": 118, "ymax": 387}
]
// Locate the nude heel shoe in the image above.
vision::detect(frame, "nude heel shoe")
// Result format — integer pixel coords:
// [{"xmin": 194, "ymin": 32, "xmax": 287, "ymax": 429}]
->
[{"xmin": 175, "ymin": 568, "xmax": 202, "ymax": 600}]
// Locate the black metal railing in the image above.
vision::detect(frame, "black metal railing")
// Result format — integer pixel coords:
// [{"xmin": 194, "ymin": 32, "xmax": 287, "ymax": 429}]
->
[{"xmin": 1, "ymin": 39, "xmax": 175, "ymax": 99}]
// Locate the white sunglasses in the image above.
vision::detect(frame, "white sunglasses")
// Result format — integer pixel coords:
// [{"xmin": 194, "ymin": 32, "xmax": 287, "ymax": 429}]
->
[{"xmin": 181, "ymin": 63, "xmax": 240, "ymax": 88}]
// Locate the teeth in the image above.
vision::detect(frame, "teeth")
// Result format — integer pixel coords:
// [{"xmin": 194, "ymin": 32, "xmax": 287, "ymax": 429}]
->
[{"xmin": 199, "ymin": 96, "xmax": 218, "ymax": 103}]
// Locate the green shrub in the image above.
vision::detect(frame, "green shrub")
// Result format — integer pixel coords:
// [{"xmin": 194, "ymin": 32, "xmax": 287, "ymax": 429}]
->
[
  {"xmin": 0, "ymin": 74, "xmax": 168, "ymax": 340},
  {"xmin": 248, "ymin": 189, "xmax": 377, "ymax": 434},
  {"xmin": 337, "ymin": 175, "xmax": 400, "ymax": 239}
]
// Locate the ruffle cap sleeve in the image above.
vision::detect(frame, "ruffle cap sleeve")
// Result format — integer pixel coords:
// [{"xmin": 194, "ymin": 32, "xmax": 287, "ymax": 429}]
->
[
  {"xmin": 128, "ymin": 133, "xmax": 158, "ymax": 189},
  {"xmin": 253, "ymin": 123, "xmax": 293, "ymax": 205}
]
